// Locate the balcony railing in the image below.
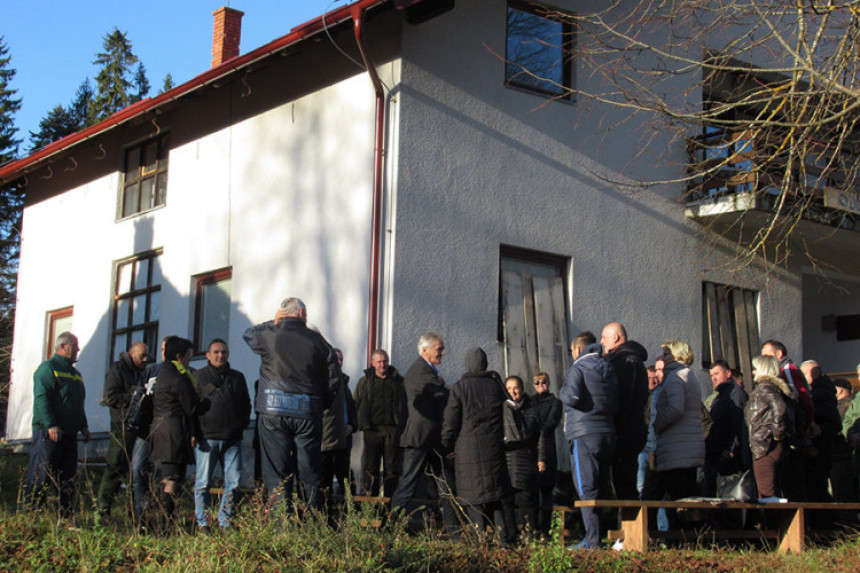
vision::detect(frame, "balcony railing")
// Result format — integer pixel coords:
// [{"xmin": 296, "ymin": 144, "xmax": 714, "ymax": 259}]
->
[{"xmin": 685, "ymin": 129, "xmax": 860, "ymax": 232}]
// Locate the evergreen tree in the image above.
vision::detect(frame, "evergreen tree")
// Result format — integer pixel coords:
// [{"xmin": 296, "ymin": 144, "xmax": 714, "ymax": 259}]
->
[
  {"xmin": 133, "ymin": 62, "xmax": 150, "ymax": 102},
  {"xmin": 0, "ymin": 37, "xmax": 22, "ymax": 432},
  {"xmin": 91, "ymin": 28, "xmax": 140, "ymax": 120},
  {"xmin": 29, "ymin": 105, "xmax": 79, "ymax": 151},
  {"xmin": 159, "ymin": 73, "xmax": 174, "ymax": 95},
  {"xmin": 70, "ymin": 79, "xmax": 95, "ymax": 128}
]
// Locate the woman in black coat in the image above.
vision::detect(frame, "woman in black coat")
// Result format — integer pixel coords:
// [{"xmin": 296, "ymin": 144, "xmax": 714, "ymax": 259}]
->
[
  {"xmin": 149, "ymin": 336, "xmax": 199, "ymax": 517},
  {"xmin": 502, "ymin": 375, "xmax": 543, "ymax": 542},
  {"xmin": 441, "ymin": 348, "xmax": 509, "ymax": 538},
  {"xmin": 532, "ymin": 371, "xmax": 562, "ymax": 537}
]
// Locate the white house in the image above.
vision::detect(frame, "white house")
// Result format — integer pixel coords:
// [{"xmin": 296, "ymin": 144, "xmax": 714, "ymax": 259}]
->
[{"xmin": 2, "ymin": 0, "xmax": 858, "ymax": 454}]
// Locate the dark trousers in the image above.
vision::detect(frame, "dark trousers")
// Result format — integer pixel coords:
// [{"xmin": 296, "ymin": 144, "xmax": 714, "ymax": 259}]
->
[
  {"xmin": 643, "ymin": 466, "xmax": 698, "ymax": 529},
  {"xmin": 23, "ymin": 430, "xmax": 79, "ymax": 513},
  {"xmin": 535, "ymin": 474, "xmax": 556, "ymax": 537},
  {"xmin": 570, "ymin": 434, "xmax": 614, "ymax": 547},
  {"xmin": 321, "ymin": 447, "xmax": 352, "ymax": 496},
  {"xmin": 390, "ymin": 446, "xmax": 457, "ymax": 530},
  {"xmin": 502, "ymin": 488, "xmax": 537, "ymax": 543},
  {"xmin": 362, "ymin": 426, "xmax": 398, "ymax": 496},
  {"xmin": 258, "ymin": 413, "xmax": 323, "ymax": 510},
  {"xmin": 702, "ymin": 453, "xmax": 740, "ymax": 497},
  {"xmin": 97, "ymin": 423, "xmax": 140, "ymax": 514},
  {"xmin": 779, "ymin": 445, "xmax": 806, "ymax": 501},
  {"xmin": 464, "ymin": 499, "xmax": 506, "ymax": 539},
  {"xmin": 611, "ymin": 444, "xmax": 640, "ymax": 500}
]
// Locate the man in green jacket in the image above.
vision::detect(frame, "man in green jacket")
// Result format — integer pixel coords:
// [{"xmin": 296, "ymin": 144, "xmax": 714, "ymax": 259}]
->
[{"xmin": 23, "ymin": 332, "xmax": 90, "ymax": 513}]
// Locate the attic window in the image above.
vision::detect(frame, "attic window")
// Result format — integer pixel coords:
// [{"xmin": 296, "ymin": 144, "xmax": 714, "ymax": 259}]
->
[
  {"xmin": 119, "ymin": 133, "xmax": 170, "ymax": 219},
  {"xmin": 505, "ymin": 1, "xmax": 575, "ymax": 99}
]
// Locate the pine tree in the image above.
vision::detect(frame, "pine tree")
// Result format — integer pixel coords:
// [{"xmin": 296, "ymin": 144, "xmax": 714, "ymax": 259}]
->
[
  {"xmin": 29, "ymin": 105, "xmax": 80, "ymax": 151},
  {"xmin": 133, "ymin": 62, "xmax": 150, "ymax": 102},
  {"xmin": 91, "ymin": 28, "xmax": 140, "ymax": 120},
  {"xmin": 0, "ymin": 36, "xmax": 22, "ymax": 431},
  {"xmin": 159, "ymin": 73, "xmax": 175, "ymax": 95},
  {"xmin": 70, "ymin": 79, "xmax": 95, "ymax": 128}
]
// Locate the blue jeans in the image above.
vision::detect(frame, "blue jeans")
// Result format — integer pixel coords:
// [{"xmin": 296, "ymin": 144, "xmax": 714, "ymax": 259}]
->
[
  {"xmin": 23, "ymin": 430, "xmax": 78, "ymax": 513},
  {"xmin": 194, "ymin": 438, "xmax": 242, "ymax": 527},
  {"xmin": 257, "ymin": 414, "xmax": 322, "ymax": 510},
  {"xmin": 131, "ymin": 436, "xmax": 152, "ymax": 515}
]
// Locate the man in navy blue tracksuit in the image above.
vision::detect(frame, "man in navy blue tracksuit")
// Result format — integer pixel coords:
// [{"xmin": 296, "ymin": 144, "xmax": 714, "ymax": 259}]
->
[{"xmin": 561, "ymin": 332, "xmax": 618, "ymax": 549}]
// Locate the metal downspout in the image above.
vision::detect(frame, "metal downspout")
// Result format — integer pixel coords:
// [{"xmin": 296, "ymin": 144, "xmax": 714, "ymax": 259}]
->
[{"xmin": 351, "ymin": 6, "xmax": 386, "ymax": 364}]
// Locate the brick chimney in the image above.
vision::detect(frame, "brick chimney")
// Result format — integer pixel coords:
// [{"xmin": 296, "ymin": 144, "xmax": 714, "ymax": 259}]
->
[{"xmin": 211, "ymin": 7, "xmax": 244, "ymax": 67}]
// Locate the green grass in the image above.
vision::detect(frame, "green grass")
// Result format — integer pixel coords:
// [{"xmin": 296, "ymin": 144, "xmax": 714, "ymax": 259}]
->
[{"xmin": 0, "ymin": 457, "xmax": 858, "ymax": 572}]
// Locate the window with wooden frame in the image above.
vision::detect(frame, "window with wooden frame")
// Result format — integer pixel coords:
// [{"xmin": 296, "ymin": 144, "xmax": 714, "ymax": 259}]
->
[
  {"xmin": 193, "ymin": 268, "xmax": 232, "ymax": 355},
  {"xmin": 119, "ymin": 133, "xmax": 170, "ymax": 218},
  {"xmin": 498, "ymin": 246, "xmax": 569, "ymax": 394},
  {"xmin": 505, "ymin": 1, "xmax": 576, "ymax": 99},
  {"xmin": 45, "ymin": 306, "xmax": 74, "ymax": 360},
  {"xmin": 111, "ymin": 251, "xmax": 162, "ymax": 362},
  {"xmin": 702, "ymin": 281, "xmax": 759, "ymax": 390}
]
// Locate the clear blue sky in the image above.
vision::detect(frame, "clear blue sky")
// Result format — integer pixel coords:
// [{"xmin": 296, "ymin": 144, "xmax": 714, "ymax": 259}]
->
[{"xmin": 3, "ymin": 0, "xmax": 348, "ymax": 152}]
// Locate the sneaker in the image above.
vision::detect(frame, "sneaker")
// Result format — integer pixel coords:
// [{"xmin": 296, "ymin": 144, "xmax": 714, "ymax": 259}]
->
[{"xmin": 567, "ymin": 541, "xmax": 596, "ymax": 550}]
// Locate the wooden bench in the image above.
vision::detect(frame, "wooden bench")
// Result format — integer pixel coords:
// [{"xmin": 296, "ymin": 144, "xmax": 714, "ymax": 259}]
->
[{"xmin": 555, "ymin": 500, "xmax": 860, "ymax": 553}]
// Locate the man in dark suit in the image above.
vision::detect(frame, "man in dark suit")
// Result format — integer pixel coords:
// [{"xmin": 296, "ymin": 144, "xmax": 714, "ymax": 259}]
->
[{"xmin": 389, "ymin": 332, "xmax": 453, "ymax": 528}]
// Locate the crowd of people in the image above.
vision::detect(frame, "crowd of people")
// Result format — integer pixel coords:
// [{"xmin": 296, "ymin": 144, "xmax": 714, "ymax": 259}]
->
[{"xmin": 19, "ymin": 300, "xmax": 860, "ymax": 548}]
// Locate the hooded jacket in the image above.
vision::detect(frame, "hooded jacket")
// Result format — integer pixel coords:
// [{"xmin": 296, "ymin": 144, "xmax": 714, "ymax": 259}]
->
[
  {"xmin": 745, "ymin": 374, "xmax": 797, "ymax": 460},
  {"xmin": 441, "ymin": 348, "xmax": 509, "ymax": 505},
  {"xmin": 606, "ymin": 340, "xmax": 649, "ymax": 452},
  {"xmin": 560, "ymin": 342, "xmax": 618, "ymax": 440}
]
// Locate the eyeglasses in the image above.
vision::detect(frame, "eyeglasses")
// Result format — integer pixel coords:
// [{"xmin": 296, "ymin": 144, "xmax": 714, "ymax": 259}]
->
[{"xmin": 533, "ymin": 380, "xmax": 547, "ymax": 386}]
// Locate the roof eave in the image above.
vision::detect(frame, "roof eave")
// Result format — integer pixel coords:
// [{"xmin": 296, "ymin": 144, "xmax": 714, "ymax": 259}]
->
[{"xmin": 0, "ymin": 0, "xmax": 393, "ymax": 186}]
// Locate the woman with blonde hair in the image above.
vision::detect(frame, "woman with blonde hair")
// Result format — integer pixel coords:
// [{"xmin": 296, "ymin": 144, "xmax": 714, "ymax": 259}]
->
[
  {"xmin": 744, "ymin": 354, "xmax": 797, "ymax": 498},
  {"xmin": 644, "ymin": 340, "xmax": 705, "ymax": 514}
]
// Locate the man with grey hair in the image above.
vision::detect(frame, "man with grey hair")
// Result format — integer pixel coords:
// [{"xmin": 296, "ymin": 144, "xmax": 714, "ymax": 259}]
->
[
  {"xmin": 244, "ymin": 297, "xmax": 341, "ymax": 510},
  {"xmin": 23, "ymin": 332, "xmax": 90, "ymax": 513},
  {"xmin": 389, "ymin": 332, "xmax": 453, "ymax": 528}
]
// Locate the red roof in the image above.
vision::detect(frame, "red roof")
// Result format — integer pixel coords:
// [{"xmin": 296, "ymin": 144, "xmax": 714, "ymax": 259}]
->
[{"xmin": 0, "ymin": 0, "xmax": 394, "ymax": 186}]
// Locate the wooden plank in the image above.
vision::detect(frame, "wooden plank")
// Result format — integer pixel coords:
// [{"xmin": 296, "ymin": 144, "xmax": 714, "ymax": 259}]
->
[
  {"xmin": 521, "ymin": 273, "xmax": 538, "ymax": 387},
  {"xmin": 621, "ymin": 506, "xmax": 649, "ymax": 552},
  {"xmin": 704, "ymin": 283, "xmax": 721, "ymax": 365},
  {"xmin": 744, "ymin": 290, "xmax": 760, "ymax": 390},
  {"xmin": 716, "ymin": 286, "xmax": 738, "ymax": 368},
  {"xmin": 778, "ymin": 507, "xmax": 805, "ymax": 554},
  {"xmin": 732, "ymin": 289, "xmax": 752, "ymax": 378},
  {"xmin": 547, "ymin": 276, "xmax": 568, "ymax": 395},
  {"xmin": 501, "ymin": 271, "xmax": 528, "ymax": 381},
  {"xmin": 533, "ymin": 276, "xmax": 559, "ymax": 384}
]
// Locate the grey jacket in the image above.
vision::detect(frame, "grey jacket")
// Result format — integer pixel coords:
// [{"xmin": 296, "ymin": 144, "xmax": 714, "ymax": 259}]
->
[{"xmin": 653, "ymin": 361, "xmax": 705, "ymax": 472}]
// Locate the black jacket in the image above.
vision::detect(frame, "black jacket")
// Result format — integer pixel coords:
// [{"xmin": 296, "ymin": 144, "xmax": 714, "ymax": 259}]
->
[
  {"xmin": 504, "ymin": 394, "xmax": 542, "ymax": 490},
  {"xmin": 810, "ymin": 376, "xmax": 841, "ymax": 465},
  {"xmin": 441, "ymin": 348, "xmax": 509, "ymax": 505},
  {"xmin": 606, "ymin": 340, "xmax": 649, "ymax": 453},
  {"xmin": 533, "ymin": 391, "xmax": 563, "ymax": 475},
  {"xmin": 322, "ymin": 374, "xmax": 357, "ymax": 452},
  {"xmin": 354, "ymin": 366, "xmax": 403, "ymax": 430},
  {"xmin": 561, "ymin": 344, "xmax": 618, "ymax": 441},
  {"xmin": 706, "ymin": 381, "xmax": 748, "ymax": 459},
  {"xmin": 244, "ymin": 317, "xmax": 341, "ymax": 416},
  {"xmin": 102, "ymin": 352, "xmax": 144, "ymax": 426},
  {"xmin": 399, "ymin": 358, "xmax": 449, "ymax": 450},
  {"xmin": 150, "ymin": 362, "xmax": 200, "ymax": 465},
  {"xmin": 194, "ymin": 361, "xmax": 252, "ymax": 442}
]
